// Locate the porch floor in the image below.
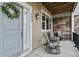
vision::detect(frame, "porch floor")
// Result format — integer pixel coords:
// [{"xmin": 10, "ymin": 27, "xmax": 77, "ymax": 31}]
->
[{"xmin": 25, "ymin": 40, "xmax": 79, "ymax": 57}]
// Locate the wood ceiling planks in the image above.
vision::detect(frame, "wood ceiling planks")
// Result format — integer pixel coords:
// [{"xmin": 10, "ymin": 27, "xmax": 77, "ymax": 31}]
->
[{"xmin": 42, "ymin": 2, "xmax": 76, "ymax": 15}]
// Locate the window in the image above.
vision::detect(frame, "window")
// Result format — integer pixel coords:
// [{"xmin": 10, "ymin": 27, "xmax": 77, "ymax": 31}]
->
[
  {"xmin": 46, "ymin": 15, "xmax": 49, "ymax": 30},
  {"xmin": 42, "ymin": 13, "xmax": 45, "ymax": 30},
  {"xmin": 49, "ymin": 17, "xmax": 52, "ymax": 29},
  {"xmin": 42, "ymin": 12, "xmax": 52, "ymax": 31}
]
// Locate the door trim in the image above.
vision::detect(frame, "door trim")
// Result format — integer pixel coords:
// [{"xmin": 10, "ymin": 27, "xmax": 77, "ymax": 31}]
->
[{"xmin": 15, "ymin": 2, "xmax": 32, "ymax": 56}]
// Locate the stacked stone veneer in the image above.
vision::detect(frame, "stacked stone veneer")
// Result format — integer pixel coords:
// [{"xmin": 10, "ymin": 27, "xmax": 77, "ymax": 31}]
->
[
  {"xmin": 74, "ymin": 16, "xmax": 79, "ymax": 34},
  {"xmin": 53, "ymin": 16, "xmax": 71, "ymax": 40}
]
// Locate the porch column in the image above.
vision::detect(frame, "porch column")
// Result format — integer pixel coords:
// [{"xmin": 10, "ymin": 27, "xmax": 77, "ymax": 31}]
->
[{"xmin": 71, "ymin": 12, "xmax": 74, "ymax": 41}]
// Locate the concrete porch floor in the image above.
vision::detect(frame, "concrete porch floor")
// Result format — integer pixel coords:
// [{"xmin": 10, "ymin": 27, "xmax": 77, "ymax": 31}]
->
[{"xmin": 25, "ymin": 40, "xmax": 79, "ymax": 57}]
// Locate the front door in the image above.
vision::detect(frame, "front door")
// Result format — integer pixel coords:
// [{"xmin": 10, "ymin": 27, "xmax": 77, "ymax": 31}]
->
[{"xmin": 0, "ymin": 3, "xmax": 23, "ymax": 56}]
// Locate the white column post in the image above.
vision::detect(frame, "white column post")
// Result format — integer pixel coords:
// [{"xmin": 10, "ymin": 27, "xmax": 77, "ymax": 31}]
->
[{"xmin": 71, "ymin": 12, "xmax": 74, "ymax": 41}]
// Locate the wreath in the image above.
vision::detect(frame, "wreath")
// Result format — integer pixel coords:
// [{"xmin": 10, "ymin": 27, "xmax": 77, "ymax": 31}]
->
[{"xmin": 1, "ymin": 3, "xmax": 20, "ymax": 19}]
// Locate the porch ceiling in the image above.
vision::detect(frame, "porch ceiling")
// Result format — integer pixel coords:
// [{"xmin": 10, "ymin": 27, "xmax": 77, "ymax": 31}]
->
[{"xmin": 42, "ymin": 2, "xmax": 76, "ymax": 15}]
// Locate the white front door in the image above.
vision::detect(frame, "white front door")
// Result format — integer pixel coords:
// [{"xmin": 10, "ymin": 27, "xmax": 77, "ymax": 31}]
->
[{"xmin": 0, "ymin": 3, "xmax": 23, "ymax": 56}]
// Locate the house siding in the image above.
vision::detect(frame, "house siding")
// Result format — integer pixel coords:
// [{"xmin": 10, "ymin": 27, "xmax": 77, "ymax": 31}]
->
[{"xmin": 32, "ymin": 2, "xmax": 52, "ymax": 49}]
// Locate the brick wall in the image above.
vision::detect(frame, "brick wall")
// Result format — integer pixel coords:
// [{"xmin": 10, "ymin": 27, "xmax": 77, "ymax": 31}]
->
[{"xmin": 53, "ymin": 16, "xmax": 71, "ymax": 40}]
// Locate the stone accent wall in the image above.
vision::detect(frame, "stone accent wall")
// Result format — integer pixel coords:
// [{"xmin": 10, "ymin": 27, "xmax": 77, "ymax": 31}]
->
[
  {"xmin": 74, "ymin": 16, "xmax": 79, "ymax": 34},
  {"xmin": 53, "ymin": 16, "xmax": 71, "ymax": 40}
]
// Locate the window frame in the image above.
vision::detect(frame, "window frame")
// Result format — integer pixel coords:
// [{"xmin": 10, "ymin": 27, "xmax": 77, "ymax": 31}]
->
[{"xmin": 41, "ymin": 10, "xmax": 52, "ymax": 32}]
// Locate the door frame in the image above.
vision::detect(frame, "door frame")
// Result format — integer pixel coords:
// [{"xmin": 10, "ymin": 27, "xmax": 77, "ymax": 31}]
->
[{"xmin": 15, "ymin": 2, "xmax": 32, "ymax": 56}]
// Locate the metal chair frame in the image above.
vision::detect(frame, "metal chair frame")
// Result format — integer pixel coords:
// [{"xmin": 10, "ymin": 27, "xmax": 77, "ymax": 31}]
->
[{"xmin": 43, "ymin": 32, "xmax": 60, "ymax": 54}]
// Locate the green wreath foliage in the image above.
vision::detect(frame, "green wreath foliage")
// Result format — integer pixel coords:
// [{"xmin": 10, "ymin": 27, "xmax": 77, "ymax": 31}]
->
[{"xmin": 1, "ymin": 3, "xmax": 20, "ymax": 19}]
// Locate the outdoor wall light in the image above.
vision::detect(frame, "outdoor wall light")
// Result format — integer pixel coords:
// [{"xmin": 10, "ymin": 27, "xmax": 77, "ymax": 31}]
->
[{"xmin": 35, "ymin": 13, "xmax": 40, "ymax": 20}]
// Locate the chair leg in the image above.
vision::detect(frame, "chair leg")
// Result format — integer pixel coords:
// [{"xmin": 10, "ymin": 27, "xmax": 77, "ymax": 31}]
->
[
  {"xmin": 56, "ymin": 49, "xmax": 60, "ymax": 54},
  {"xmin": 56, "ymin": 46, "xmax": 60, "ymax": 54}
]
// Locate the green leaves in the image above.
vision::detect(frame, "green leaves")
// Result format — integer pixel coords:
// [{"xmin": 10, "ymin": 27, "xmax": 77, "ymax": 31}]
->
[{"xmin": 1, "ymin": 3, "xmax": 20, "ymax": 19}]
